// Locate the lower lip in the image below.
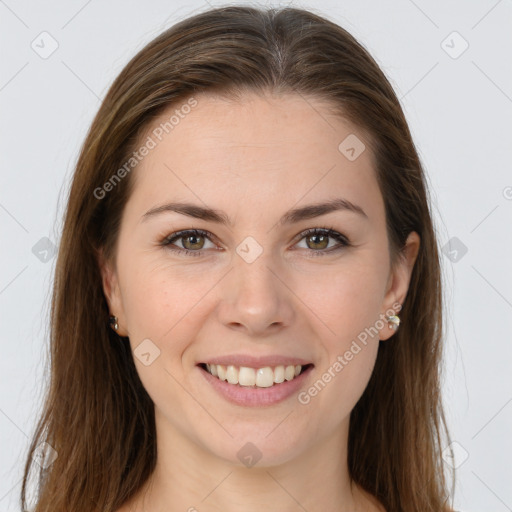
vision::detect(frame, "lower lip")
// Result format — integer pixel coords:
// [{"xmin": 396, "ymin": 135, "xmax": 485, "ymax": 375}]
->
[{"xmin": 198, "ymin": 365, "xmax": 314, "ymax": 407}]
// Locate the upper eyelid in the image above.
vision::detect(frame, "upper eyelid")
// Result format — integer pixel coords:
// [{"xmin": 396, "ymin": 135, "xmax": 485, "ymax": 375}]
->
[
  {"xmin": 163, "ymin": 227, "xmax": 348, "ymax": 248},
  {"xmin": 164, "ymin": 228, "xmax": 217, "ymax": 245}
]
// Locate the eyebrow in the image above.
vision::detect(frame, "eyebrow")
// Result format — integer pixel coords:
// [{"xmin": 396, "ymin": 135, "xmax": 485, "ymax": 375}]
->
[{"xmin": 141, "ymin": 198, "xmax": 368, "ymax": 227}]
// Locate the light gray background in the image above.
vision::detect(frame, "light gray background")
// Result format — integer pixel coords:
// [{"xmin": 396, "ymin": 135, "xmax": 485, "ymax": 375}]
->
[{"xmin": 1, "ymin": 1, "xmax": 511, "ymax": 510}]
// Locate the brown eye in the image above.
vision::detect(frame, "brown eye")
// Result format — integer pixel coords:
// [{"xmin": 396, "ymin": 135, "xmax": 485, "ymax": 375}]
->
[
  {"xmin": 181, "ymin": 232, "xmax": 205, "ymax": 250},
  {"xmin": 295, "ymin": 228, "xmax": 350, "ymax": 256},
  {"xmin": 305, "ymin": 232, "xmax": 329, "ymax": 250},
  {"xmin": 161, "ymin": 229, "xmax": 216, "ymax": 256},
  {"xmin": 161, "ymin": 227, "xmax": 349, "ymax": 258}
]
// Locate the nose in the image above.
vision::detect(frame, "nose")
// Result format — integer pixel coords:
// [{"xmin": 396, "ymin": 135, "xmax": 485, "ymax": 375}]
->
[{"xmin": 216, "ymin": 251, "xmax": 295, "ymax": 338}]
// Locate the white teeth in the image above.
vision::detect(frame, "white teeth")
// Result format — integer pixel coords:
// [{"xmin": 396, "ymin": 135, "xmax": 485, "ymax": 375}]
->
[
  {"xmin": 255, "ymin": 367, "xmax": 274, "ymax": 388},
  {"xmin": 284, "ymin": 365, "xmax": 295, "ymax": 381},
  {"xmin": 217, "ymin": 364, "xmax": 227, "ymax": 381},
  {"xmin": 238, "ymin": 366, "xmax": 256, "ymax": 386},
  {"xmin": 226, "ymin": 365, "xmax": 238, "ymax": 385},
  {"xmin": 274, "ymin": 365, "xmax": 285, "ymax": 383},
  {"xmin": 204, "ymin": 363, "xmax": 306, "ymax": 387}
]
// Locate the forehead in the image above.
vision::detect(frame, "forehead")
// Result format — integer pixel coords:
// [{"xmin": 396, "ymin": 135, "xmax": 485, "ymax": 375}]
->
[{"xmin": 126, "ymin": 91, "xmax": 383, "ymax": 222}]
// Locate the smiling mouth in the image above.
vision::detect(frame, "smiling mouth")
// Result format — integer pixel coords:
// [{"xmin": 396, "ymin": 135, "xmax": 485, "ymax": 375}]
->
[{"xmin": 198, "ymin": 363, "xmax": 313, "ymax": 388}]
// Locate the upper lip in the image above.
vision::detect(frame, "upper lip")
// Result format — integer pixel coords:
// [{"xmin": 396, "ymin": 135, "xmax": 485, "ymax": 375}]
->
[{"xmin": 199, "ymin": 354, "xmax": 313, "ymax": 368}]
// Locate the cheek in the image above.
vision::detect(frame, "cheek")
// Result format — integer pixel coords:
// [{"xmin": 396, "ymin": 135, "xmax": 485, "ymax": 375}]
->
[
  {"xmin": 119, "ymin": 263, "xmax": 207, "ymax": 403},
  {"xmin": 120, "ymin": 255, "xmax": 213, "ymax": 340},
  {"xmin": 295, "ymin": 257, "xmax": 386, "ymax": 342},
  {"xmin": 326, "ymin": 341, "xmax": 378, "ymax": 417},
  {"xmin": 293, "ymin": 257, "xmax": 384, "ymax": 410},
  {"xmin": 299, "ymin": 312, "xmax": 380, "ymax": 424}
]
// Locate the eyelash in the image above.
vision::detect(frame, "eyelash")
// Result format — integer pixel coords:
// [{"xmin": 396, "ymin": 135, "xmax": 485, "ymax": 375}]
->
[{"xmin": 160, "ymin": 227, "xmax": 350, "ymax": 258}]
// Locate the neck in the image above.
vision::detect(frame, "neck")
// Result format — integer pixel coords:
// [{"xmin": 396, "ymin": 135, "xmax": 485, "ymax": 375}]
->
[{"xmin": 126, "ymin": 407, "xmax": 377, "ymax": 512}]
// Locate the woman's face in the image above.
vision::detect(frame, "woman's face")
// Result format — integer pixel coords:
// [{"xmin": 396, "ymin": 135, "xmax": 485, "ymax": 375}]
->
[{"xmin": 100, "ymin": 91, "xmax": 419, "ymax": 467}]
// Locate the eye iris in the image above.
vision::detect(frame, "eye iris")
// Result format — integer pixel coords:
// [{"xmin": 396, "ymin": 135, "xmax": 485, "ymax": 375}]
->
[
  {"xmin": 183, "ymin": 233, "xmax": 204, "ymax": 250},
  {"xmin": 169, "ymin": 229, "xmax": 340, "ymax": 253},
  {"xmin": 307, "ymin": 233, "xmax": 329, "ymax": 250}
]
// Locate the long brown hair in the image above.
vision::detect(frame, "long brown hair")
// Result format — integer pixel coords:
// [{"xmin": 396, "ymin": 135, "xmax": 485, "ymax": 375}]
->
[{"xmin": 21, "ymin": 5, "xmax": 454, "ymax": 511}]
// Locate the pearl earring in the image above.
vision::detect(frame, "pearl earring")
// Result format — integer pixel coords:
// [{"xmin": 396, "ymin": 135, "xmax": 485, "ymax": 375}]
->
[
  {"xmin": 109, "ymin": 315, "xmax": 119, "ymax": 331},
  {"xmin": 386, "ymin": 314, "xmax": 400, "ymax": 330}
]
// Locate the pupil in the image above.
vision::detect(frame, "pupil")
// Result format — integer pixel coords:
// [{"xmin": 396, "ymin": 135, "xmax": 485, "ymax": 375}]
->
[
  {"xmin": 185, "ymin": 234, "xmax": 203, "ymax": 249},
  {"xmin": 310, "ymin": 234, "xmax": 327, "ymax": 249}
]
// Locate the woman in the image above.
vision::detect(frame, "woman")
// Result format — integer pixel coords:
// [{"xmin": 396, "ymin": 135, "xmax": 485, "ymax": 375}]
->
[{"xmin": 21, "ymin": 5, "xmax": 455, "ymax": 512}]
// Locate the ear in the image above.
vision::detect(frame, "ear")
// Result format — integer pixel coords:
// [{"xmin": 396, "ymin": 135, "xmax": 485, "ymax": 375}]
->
[
  {"xmin": 97, "ymin": 248, "xmax": 129, "ymax": 337},
  {"xmin": 378, "ymin": 231, "xmax": 420, "ymax": 341}
]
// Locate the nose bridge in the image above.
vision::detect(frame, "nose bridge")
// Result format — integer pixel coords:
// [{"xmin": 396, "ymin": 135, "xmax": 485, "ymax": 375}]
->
[
  {"xmin": 234, "ymin": 247, "xmax": 277, "ymax": 295},
  {"xmin": 232, "ymin": 240, "xmax": 281, "ymax": 307},
  {"xmin": 218, "ymin": 237, "xmax": 294, "ymax": 334}
]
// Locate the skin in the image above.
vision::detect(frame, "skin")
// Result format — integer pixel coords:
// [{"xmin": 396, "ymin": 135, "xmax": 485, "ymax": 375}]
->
[{"xmin": 100, "ymin": 91, "xmax": 420, "ymax": 512}]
